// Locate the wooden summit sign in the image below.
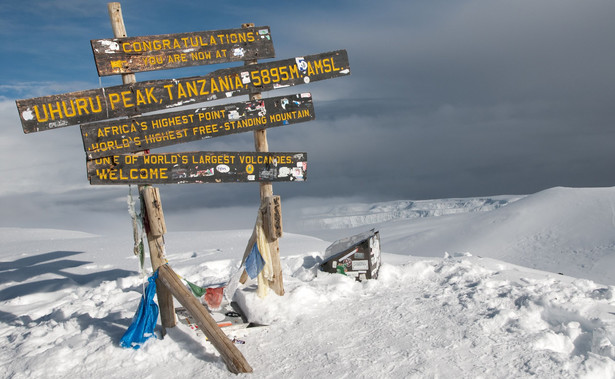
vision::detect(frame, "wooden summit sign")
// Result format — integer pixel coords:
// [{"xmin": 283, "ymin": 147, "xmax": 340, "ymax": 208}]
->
[
  {"xmin": 87, "ymin": 151, "xmax": 307, "ymax": 185},
  {"xmin": 81, "ymin": 93, "xmax": 315, "ymax": 159},
  {"xmin": 91, "ymin": 26, "xmax": 274, "ymax": 76},
  {"xmin": 16, "ymin": 50, "xmax": 349, "ymax": 133},
  {"xmin": 13, "ymin": 0, "xmax": 351, "ymax": 373}
]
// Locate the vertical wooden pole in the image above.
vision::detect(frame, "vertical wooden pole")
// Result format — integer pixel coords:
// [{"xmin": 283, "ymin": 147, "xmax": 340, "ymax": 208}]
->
[
  {"xmin": 242, "ymin": 23, "xmax": 285, "ymax": 296},
  {"xmin": 107, "ymin": 3, "xmax": 134, "ymax": 84},
  {"xmin": 107, "ymin": 2, "xmax": 176, "ymax": 331},
  {"xmin": 141, "ymin": 186, "xmax": 176, "ymax": 329}
]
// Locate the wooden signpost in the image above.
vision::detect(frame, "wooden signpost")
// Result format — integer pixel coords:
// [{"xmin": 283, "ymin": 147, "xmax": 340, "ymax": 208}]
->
[
  {"xmin": 16, "ymin": 50, "xmax": 349, "ymax": 133},
  {"xmin": 81, "ymin": 93, "xmax": 314, "ymax": 159},
  {"xmin": 88, "ymin": 151, "xmax": 307, "ymax": 184},
  {"xmin": 91, "ymin": 26, "xmax": 275, "ymax": 76},
  {"xmin": 14, "ymin": 1, "xmax": 350, "ymax": 374}
]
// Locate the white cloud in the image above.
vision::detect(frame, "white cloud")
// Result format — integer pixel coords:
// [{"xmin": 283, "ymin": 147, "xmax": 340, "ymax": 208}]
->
[{"xmin": 0, "ymin": 97, "xmax": 89, "ymax": 196}]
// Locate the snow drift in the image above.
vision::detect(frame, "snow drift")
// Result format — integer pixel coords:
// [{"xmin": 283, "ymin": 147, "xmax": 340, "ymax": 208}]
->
[{"xmin": 0, "ymin": 186, "xmax": 614, "ymax": 378}]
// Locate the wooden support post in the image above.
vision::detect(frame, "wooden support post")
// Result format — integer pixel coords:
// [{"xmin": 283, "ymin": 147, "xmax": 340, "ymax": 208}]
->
[
  {"xmin": 108, "ymin": 2, "xmax": 175, "ymax": 330},
  {"xmin": 242, "ymin": 23, "xmax": 284, "ymax": 296},
  {"xmin": 157, "ymin": 264, "xmax": 253, "ymax": 374},
  {"xmin": 141, "ymin": 186, "xmax": 176, "ymax": 329},
  {"xmin": 107, "ymin": 3, "xmax": 135, "ymax": 84},
  {"xmin": 239, "ymin": 196, "xmax": 283, "ymax": 284}
]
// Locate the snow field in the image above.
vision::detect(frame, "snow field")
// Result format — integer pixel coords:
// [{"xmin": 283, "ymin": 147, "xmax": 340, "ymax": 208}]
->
[{"xmin": 1, "ymin": 187, "xmax": 615, "ymax": 377}]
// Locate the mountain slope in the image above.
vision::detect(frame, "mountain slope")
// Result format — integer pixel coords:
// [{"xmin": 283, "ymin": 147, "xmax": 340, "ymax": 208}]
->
[{"xmin": 299, "ymin": 187, "xmax": 615, "ymax": 285}]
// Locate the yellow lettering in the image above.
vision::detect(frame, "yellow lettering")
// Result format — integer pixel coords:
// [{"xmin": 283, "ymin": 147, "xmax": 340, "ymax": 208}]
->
[
  {"xmin": 186, "ymin": 81, "xmax": 198, "ymax": 97},
  {"xmin": 145, "ymin": 87, "xmax": 157, "ymax": 104},
  {"xmin": 190, "ymin": 51, "xmax": 212, "ymax": 61},
  {"xmin": 108, "ymin": 93, "xmax": 121, "ymax": 110},
  {"xmin": 33, "ymin": 105, "xmax": 49, "ymax": 122},
  {"xmin": 177, "ymin": 83, "xmax": 187, "ymax": 99},
  {"xmin": 210, "ymin": 79, "xmax": 219, "ymax": 94},
  {"xmin": 89, "ymin": 96, "xmax": 102, "ymax": 113},
  {"xmin": 75, "ymin": 98, "xmax": 88, "ymax": 115},
  {"xmin": 323, "ymin": 58, "xmax": 332, "ymax": 72},
  {"xmin": 234, "ymin": 75, "xmax": 243, "ymax": 89},
  {"xmin": 110, "ymin": 60, "xmax": 125, "ymax": 69},
  {"xmin": 218, "ymin": 76, "xmax": 230, "ymax": 92},
  {"xmin": 330, "ymin": 57, "xmax": 341, "ymax": 71},
  {"xmin": 289, "ymin": 64, "xmax": 299, "ymax": 79},
  {"xmin": 163, "ymin": 84, "xmax": 174, "ymax": 100},
  {"xmin": 62, "ymin": 100, "xmax": 76, "ymax": 117},
  {"xmin": 313, "ymin": 60, "xmax": 324, "ymax": 75},
  {"xmin": 307, "ymin": 62, "xmax": 315, "ymax": 76},
  {"xmin": 198, "ymin": 79, "xmax": 208, "ymax": 95},
  {"xmin": 121, "ymin": 91, "xmax": 134, "ymax": 108},
  {"xmin": 136, "ymin": 89, "xmax": 146, "ymax": 106},
  {"xmin": 48, "ymin": 101, "xmax": 63, "ymax": 120}
]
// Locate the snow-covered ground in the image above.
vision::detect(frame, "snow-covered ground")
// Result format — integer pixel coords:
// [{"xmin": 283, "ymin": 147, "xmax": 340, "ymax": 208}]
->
[{"xmin": 1, "ymin": 187, "xmax": 614, "ymax": 378}]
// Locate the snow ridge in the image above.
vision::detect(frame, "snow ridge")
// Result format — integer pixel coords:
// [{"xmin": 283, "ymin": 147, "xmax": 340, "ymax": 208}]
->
[{"xmin": 300, "ymin": 195, "xmax": 522, "ymax": 230}]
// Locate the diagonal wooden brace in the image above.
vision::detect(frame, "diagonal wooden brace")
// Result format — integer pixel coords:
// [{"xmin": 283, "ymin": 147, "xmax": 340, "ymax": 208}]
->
[{"xmin": 157, "ymin": 264, "xmax": 253, "ymax": 374}]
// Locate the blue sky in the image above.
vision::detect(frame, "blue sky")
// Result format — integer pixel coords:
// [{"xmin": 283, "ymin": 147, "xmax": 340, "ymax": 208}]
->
[{"xmin": 1, "ymin": 0, "xmax": 615, "ymax": 232}]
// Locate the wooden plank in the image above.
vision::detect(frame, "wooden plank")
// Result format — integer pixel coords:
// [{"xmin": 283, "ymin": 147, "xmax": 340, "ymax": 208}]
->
[
  {"xmin": 87, "ymin": 151, "xmax": 307, "ymax": 185},
  {"xmin": 17, "ymin": 50, "xmax": 350, "ymax": 133},
  {"xmin": 157, "ymin": 264, "xmax": 253, "ymax": 374},
  {"xmin": 263, "ymin": 195, "xmax": 283, "ymax": 241},
  {"xmin": 91, "ymin": 26, "xmax": 274, "ymax": 76},
  {"xmin": 140, "ymin": 186, "xmax": 175, "ymax": 329},
  {"xmin": 81, "ymin": 93, "xmax": 315, "ymax": 159},
  {"xmin": 141, "ymin": 186, "xmax": 167, "ymax": 237}
]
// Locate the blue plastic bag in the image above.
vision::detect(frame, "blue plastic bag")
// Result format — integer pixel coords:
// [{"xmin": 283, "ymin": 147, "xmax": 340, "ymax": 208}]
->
[
  {"xmin": 245, "ymin": 242, "xmax": 265, "ymax": 279},
  {"xmin": 120, "ymin": 270, "xmax": 159, "ymax": 349}
]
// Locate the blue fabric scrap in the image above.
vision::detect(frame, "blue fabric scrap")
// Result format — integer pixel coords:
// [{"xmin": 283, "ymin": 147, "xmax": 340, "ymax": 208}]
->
[
  {"xmin": 120, "ymin": 270, "xmax": 159, "ymax": 349},
  {"xmin": 245, "ymin": 242, "xmax": 265, "ymax": 279}
]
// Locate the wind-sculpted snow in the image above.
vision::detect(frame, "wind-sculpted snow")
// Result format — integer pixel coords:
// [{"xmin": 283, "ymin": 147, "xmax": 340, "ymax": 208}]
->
[
  {"xmin": 377, "ymin": 187, "xmax": 615, "ymax": 286},
  {"xmin": 299, "ymin": 196, "xmax": 522, "ymax": 230}
]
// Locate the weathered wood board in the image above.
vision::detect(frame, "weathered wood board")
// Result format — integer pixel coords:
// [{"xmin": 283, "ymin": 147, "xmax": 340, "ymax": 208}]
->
[
  {"xmin": 91, "ymin": 26, "xmax": 274, "ymax": 76},
  {"xmin": 17, "ymin": 50, "xmax": 349, "ymax": 133},
  {"xmin": 81, "ymin": 93, "xmax": 314, "ymax": 159},
  {"xmin": 87, "ymin": 151, "xmax": 307, "ymax": 185}
]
